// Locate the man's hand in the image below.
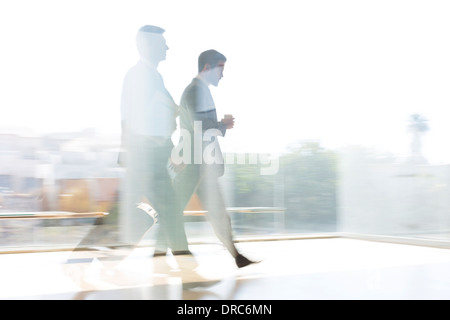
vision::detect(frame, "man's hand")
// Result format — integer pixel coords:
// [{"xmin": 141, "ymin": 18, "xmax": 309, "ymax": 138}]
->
[{"xmin": 221, "ymin": 115, "xmax": 235, "ymax": 129}]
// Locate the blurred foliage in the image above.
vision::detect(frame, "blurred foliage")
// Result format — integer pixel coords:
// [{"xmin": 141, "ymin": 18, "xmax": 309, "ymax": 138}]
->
[
  {"xmin": 282, "ymin": 142, "xmax": 337, "ymax": 229},
  {"xmin": 227, "ymin": 142, "xmax": 338, "ymax": 231},
  {"xmin": 230, "ymin": 155, "xmax": 275, "ymax": 207}
]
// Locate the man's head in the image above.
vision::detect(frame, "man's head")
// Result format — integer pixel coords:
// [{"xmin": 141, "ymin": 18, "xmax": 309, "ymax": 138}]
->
[
  {"xmin": 136, "ymin": 25, "xmax": 169, "ymax": 66},
  {"xmin": 198, "ymin": 50, "xmax": 227, "ymax": 86}
]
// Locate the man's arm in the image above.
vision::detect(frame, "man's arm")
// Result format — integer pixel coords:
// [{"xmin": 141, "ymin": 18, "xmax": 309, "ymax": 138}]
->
[{"xmin": 195, "ymin": 110, "xmax": 228, "ymax": 136}]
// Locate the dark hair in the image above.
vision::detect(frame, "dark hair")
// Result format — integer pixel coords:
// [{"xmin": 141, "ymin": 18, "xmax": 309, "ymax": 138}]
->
[
  {"xmin": 198, "ymin": 50, "xmax": 227, "ymax": 73},
  {"xmin": 138, "ymin": 25, "xmax": 165, "ymax": 34}
]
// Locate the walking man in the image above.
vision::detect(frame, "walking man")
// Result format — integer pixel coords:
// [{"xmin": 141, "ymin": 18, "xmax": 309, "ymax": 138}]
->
[
  {"xmin": 120, "ymin": 25, "xmax": 189, "ymax": 254},
  {"xmin": 175, "ymin": 50, "xmax": 257, "ymax": 268}
]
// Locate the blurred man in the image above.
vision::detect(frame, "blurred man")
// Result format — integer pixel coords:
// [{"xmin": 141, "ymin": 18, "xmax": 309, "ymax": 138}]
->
[
  {"xmin": 175, "ymin": 50, "xmax": 257, "ymax": 268},
  {"xmin": 65, "ymin": 26, "xmax": 195, "ymax": 289},
  {"xmin": 120, "ymin": 25, "xmax": 189, "ymax": 254}
]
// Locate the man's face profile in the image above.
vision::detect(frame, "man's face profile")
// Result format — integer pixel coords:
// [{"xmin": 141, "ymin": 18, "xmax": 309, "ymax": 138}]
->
[{"xmin": 208, "ymin": 61, "xmax": 225, "ymax": 87}]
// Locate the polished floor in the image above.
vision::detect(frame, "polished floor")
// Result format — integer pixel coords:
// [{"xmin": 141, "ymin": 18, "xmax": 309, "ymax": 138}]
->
[{"xmin": 2, "ymin": 238, "xmax": 450, "ymax": 299}]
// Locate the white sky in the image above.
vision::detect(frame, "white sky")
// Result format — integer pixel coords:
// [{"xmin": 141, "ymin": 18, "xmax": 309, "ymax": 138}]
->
[{"xmin": 1, "ymin": 0, "xmax": 450, "ymax": 162}]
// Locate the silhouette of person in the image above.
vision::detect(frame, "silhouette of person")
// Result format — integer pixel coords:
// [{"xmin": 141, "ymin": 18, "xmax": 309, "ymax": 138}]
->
[
  {"xmin": 64, "ymin": 27, "xmax": 202, "ymax": 290},
  {"xmin": 119, "ymin": 25, "xmax": 189, "ymax": 255},
  {"xmin": 175, "ymin": 50, "xmax": 257, "ymax": 268}
]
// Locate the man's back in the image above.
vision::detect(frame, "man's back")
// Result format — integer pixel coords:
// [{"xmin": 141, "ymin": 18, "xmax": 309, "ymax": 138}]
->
[{"xmin": 121, "ymin": 60, "xmax": 176, "ymax": 138}]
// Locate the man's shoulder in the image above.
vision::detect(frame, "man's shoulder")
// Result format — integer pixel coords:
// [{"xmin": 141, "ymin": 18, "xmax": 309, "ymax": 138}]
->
[
  {"xmin": 184, "ymin": 78, "xmax": 202, "ymax": 91},
  {"xmin": 182, "ymin": 78, "xmax": 209, "ymax": 98},
  {"xmin": 181, "ymin": 79, "xmax": 215, "ymax": 114},
  {"xmin": 180, "ymin": 79, "xmax": 196, "ymax": 100},
  {"xmin": 126, "ymin": 61, "xmax": 160, "ymax": 80}
]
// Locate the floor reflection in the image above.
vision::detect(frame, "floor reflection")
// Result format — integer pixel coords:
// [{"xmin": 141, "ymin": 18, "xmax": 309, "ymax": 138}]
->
[
  {"xmin": 6, "ymin": 238, "xmax": 450, "ymax": 299},
  {"xmin": 59, "ymin": 245, "xmax": 244, "ymax": 300}
]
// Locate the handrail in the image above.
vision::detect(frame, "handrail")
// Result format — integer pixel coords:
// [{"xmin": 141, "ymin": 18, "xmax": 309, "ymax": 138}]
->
[
  {"xmin": 183, "ymin": 207, "xmax": 286, "ymax": 216},
  {"xmin": 0, "ymin": 207, "xmax": 284, "ymax": 219},
  {"xmin": 0, "ymin": 211, "xmax": 109, "ymax": 220}
]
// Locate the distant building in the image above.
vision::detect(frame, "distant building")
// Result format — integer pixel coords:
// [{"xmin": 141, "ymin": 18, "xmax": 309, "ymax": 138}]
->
[{"xmin": 0, "ymin": 129, "xmax": 122, "ymax": 212}]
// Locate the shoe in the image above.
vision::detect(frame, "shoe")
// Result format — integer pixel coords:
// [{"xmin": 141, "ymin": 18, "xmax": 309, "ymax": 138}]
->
[
  {"xmin": 235, "ymin": 254, "xmax": 259, "ymax": 268},
  {"xmin": 171, "ymin": 250, "xmax": 193, "ymax": 256},
  {"xmin": 153, "ymin": 250, "xmax": 192, "ymax": 257},
  {"xmin": 153, "ymin": 251, "xmax": 167, "ymax": 257}
]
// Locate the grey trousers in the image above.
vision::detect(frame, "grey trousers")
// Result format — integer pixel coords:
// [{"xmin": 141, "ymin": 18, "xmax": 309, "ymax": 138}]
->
[
  {"xmin": 175, "ymin": 163, "xmax": 238, "ymax": 258},
  {"xmin": 120, "ymin": 137, "xmax": 189, "ymax": 252}
]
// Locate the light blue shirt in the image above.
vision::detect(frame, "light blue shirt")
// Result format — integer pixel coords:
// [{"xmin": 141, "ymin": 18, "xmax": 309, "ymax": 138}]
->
[{"xmin": 121, "ymin": 60, "xmax": 177, "ymax": 137}]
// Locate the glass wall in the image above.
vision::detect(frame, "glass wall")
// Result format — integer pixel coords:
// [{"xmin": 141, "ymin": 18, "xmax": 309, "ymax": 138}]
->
[
  {"xmin": 339, "ymin": 146, "xmax": 450, "ymax": 241},
  {"xmin": 1, "ymin": 0, "xmax": 450, "ymax": 251}
]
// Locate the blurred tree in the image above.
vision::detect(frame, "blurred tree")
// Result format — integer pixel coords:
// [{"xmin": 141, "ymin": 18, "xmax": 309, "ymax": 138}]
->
[
  {"xmin": 230, "ymin": 155, "xmax": 274, "ymax": 207},
  {"xmin": 228, "ymin": 142, "xmax": 338, "ymax": 233},
  {"xmin": 280, "ymin": 142, "xmax": 337, "ymax": 231}
]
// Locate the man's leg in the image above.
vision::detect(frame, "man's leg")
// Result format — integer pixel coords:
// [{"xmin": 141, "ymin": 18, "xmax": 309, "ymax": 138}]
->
[
  {"xmin": 196, "ymin": 174, "xmax": 239, "ymax": 258},
  {"xmin": 149, "ymin": 145, "xmax": 190, "ymax": 254},
  {"xmin": 119, "ymin": 160, "xmax": 152, "ymax": 245},
  {"xmin": 174, "ymin": 164, "xmax": 201, "ymax": 216},
  {"xmin": 196, "ymin": 169, "xmax": 259, "ymax": 268}
]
